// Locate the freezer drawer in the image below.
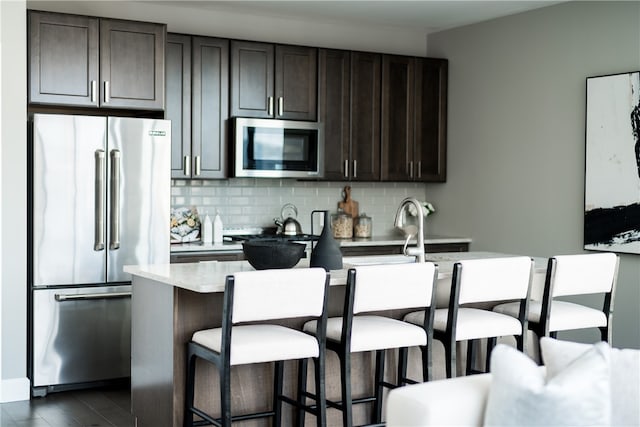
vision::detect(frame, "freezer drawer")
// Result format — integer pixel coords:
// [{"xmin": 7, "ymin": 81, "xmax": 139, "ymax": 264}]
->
[{"xmin": 32, "ymin": 286, "xmax": 131, "ymax": 394}]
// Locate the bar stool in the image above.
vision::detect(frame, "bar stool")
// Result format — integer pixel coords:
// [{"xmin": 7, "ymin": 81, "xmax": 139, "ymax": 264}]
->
[
  {"xmin": 493, "ymin": 252, "xmax": 619, "ymax": 350},
  {"xmin": 184, "ymin": 268, "xmax": 330, "ymax": 427},
  {"xmin": 405, "ymin": 256, "xmax": 533, "ymax": 378},
  {"xmin": 303, "ymin": 262, "xmax": 438, "ymax": 427}
]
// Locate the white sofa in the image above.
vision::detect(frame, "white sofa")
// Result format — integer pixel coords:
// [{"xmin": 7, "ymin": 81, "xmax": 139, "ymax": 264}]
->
[{"xmin": 386, "ymin": 340, "xmax": 640, "ymax": 426}]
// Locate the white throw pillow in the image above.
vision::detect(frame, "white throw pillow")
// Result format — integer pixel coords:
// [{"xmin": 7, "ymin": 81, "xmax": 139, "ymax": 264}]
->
[
  {"xmin": 483, "ymin": 343, "xmax": 611, "ymax": 426},
  {"xmin": 540, "ymin": 337, "xmax": 640, "ymax": 426}
]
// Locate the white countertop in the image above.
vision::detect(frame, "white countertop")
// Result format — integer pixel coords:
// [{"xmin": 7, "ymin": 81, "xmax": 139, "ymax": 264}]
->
[
  {"xmin": 170, "ymin": 234, "xmax": 472, "ymax": 253},
  {"xmin": 125, "ymin": 251, "xmax": 548, "ymax": 296}
]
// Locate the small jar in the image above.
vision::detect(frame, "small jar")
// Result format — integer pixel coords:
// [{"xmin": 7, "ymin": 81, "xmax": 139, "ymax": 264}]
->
[
  {"xmin": 331, "ymin": 211, "xmax": 353, "ymax": 239},
  {"xmin": 354, "ymin": 213, "xmax": 372, "ymax": 238}
]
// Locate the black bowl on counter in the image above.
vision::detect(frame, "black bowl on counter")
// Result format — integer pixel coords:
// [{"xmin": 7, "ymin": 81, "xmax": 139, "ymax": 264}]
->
[{"xmin": 242, "ymin": 240, "xmax": 306, "ymax": 270}]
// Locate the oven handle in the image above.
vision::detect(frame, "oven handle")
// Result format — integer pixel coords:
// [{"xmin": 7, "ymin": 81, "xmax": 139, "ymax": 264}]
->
[{"xmin": 55, "ymin": 291, "xmax": 131, "ymax": 302}]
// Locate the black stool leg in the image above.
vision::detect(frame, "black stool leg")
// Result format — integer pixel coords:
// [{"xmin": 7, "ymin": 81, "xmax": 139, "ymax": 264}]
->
[
  {"xmin": 466, "ymin": 339, "xmax": 477, "ymax": 375},
  {"xmin": 274, "ymin": 360, "xmax": 284, "ymax": 427},
  {"xmin": 444, "ymin": 338, "xmax": 456, "ymax": 378},
  {"xmin": 420, "ymin": 345, "xmax": 432, "ymax": 382},
  {"xmin": 398, "ymin": 347, "xmax": 409, "ymax": 386},
  {"xmin": 184, "ymin": 348, "xmax": 196, "ymax": 427},
  {"xmin": 486, "ymin": 337, "xmax": 497, "ymax": 372},
  {"xmin": 313, "ymin": 356, "xmax": 327, "ymax": 427},
  {"xmin": 219, "ymin": 363, "xmax": 231, "ymax": 427},
  {"xmin": 296, "ymin": 358, "xmax": 309, "ymax": 427},
  {"xmin": 338, "ymin": 351, "xmax": 353, "ymax": 427},
  {"xmin": 373, "ymin": 349, "xmax": 386, "ymax": 424}
]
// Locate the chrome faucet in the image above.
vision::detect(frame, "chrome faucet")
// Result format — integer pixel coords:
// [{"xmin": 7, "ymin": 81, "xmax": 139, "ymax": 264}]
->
[{"xmin": 394, "ymin": 197, "xmax": 426, "ymax": 263}]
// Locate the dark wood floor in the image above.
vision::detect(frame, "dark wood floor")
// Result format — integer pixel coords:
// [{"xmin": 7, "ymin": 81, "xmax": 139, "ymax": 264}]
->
[{"xmin": 0, "ymin": 386, "xmax": 134, "ymax": 427}]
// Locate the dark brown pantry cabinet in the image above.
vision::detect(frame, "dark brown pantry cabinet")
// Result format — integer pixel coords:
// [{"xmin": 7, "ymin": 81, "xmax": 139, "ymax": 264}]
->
[
  {"xmin": 166, "ymin": 34, "xmax": 229, "ymax": 179},
  {"xmin": 230, "ymin": 41, "xmax": 317, "ymax": 120},
  {"xmin": 319, "ymin": 50, "xmax": 381, "ymax": 181},
  {"xmin": 381, "ymin": 56, "xmax": 448, "ymax": 182},
  {"xmin": 28, "ymin": 10, "xmax": 165, "ymax": 110}
]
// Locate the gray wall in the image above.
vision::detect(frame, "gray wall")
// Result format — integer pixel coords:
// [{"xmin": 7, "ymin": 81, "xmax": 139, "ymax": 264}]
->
[
  {"xmin": 0, "ymin": 0, "xmax": 29, "ymax": 401},
  {"xmin": 425, "ymin": 1, "xmax": 640, "ymax": 348}
]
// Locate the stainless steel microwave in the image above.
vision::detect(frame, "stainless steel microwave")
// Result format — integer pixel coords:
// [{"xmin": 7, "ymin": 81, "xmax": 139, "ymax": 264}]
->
[{"xmin": 232, "ymin": 117, "xmax": 324, "ymax": 178}]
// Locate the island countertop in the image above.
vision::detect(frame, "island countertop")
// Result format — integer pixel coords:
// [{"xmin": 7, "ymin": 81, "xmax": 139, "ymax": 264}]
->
[{"xmin": 125, "ymin": 251, "xmax": 548, "ymax": 297}]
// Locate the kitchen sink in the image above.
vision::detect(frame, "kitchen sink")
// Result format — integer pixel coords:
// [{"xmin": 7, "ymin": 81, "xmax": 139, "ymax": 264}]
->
[{"xmin": 342, "ymin": 254, "xmax": 416, "ymax": 266}]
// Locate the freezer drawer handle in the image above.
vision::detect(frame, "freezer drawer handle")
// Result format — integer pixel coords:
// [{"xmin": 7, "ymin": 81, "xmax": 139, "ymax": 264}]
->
[
  {"xmin": 55, "ymin": 291, "xmax": 132, "ymax": 302},
  {"xmin": 110, "ymin": 150, "xmax": 121, "ymax": 250},
  {"xmin": 94, "ymin": 150, "xmax": 105, "ymax": 251}
]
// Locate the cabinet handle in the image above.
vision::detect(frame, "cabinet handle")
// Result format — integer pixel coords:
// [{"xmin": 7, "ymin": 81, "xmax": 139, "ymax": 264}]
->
[
  {"xmin": 409, "ymin": 161, "xmax": 414, "ymax": 178},
  {"xmin": 104, "ymin": 81, "xmax": 110, "ymax": 103},
  {"xmin": 417, "ymin": 161, "xmax": 422, "ymax": 178},
  {"xmin": 91, "ymin": 80, "xmax": 97, "ymax": 103},
  {"xmin": 195, "ymin": 155, "xmax": 201, "ymax": 176},
  {"xmin": 344, "ymin": 160, "xmax": 349, "ymax": 178},
  {"xmin": 268, "ymin": 97, "xmax": 274, "ymax": 116},
  {"xmin": 183, "ymin": 155, "xmax": 190, "ymax": 176},
  {"xmin": 353, "ymin": 160, "xmax": 357, "ymax": 178},
  {"xmin": 278, "ymin": 97, "xmax": 283, "ymax": 116}
]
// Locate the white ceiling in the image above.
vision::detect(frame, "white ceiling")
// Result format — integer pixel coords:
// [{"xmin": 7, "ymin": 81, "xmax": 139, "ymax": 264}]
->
[{"xmin": 154, "ymin": 1, "xmax": 566, "ymax": 33}]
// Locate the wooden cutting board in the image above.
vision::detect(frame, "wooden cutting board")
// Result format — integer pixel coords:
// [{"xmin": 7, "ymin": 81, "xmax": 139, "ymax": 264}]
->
[{"xmin": 338, "ymin": 185, "xmax": 359, "ymax": 218}]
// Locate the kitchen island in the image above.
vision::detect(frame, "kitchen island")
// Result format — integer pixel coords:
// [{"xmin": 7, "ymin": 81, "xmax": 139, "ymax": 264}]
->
[{"xmin": 125, "ymin": 253, "xmax": 546, "ymax": 427}]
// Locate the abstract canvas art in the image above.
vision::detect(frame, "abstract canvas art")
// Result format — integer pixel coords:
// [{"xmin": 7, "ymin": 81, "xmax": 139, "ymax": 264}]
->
[{"xmin": 584, "ymin": 71, "xmax": 640, "ymax": 254}]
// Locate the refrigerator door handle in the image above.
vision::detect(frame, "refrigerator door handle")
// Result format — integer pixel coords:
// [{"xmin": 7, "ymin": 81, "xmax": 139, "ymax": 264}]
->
[
  {"xmin": 94, "ymin": 150, "xmax": 105, "ymax": 251},
  {"xmin": 110, "ymin": 149, "xmax": 121, "ymax": 250},
  {"xmin": 55, "ymin": 291, "xmax": 132, "ymax": 301}
]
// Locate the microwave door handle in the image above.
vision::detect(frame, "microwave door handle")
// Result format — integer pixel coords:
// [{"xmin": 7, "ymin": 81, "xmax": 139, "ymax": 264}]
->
[
  {"xmin": 109, "ymin": 149, "xmax": 121, "ymax": 250},
  {"xmin": 94, "ymin": 150, "xmax": 105, "ymax": 251}
]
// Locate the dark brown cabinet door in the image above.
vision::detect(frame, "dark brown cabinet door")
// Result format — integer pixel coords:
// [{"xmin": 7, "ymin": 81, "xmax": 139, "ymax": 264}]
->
[
  {"xmin": 166, "ymin": 34, "xmax": 192, "ymax": 179},
  {"xmin": 381, "ymin": 55, "xmax": 415, "ymax": 181},
  {"xmin": 415, "ymin": 58, "xmax": 447, "ymax": 182},
  {"xmin": 318, "ymin": 49, "xmax": 350, "ymax": 180},
  {"xmin": 275, "ymin": 45, "xmax": 317, "ymax": 120},
  {"xmin": 230, "ymin": 40, "xmax": 274, "ymax": 118},
  {"xmin": 191, "ymin": 37, "xmax": 229, "ymax": 179},
  {"xmin": 231, "ymin": 41, "xmax": 317, "ymax": 120},
  {"xmin": 100, "ymin": 19, "xmax": 165, "ymax": 110},
  {"xmin": 28, "ymin": 11, "xmax": 99, "ymax": 107},
  {"xmin": 350, "ymin": 52, "xmax": 381, "ymax": 181}
]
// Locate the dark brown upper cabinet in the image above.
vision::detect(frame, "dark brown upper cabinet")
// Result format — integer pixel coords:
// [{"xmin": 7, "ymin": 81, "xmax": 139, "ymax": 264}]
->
[
  {"xmin": 28, "ymin": 11, "xmax": 165, "ymax": 111},
  {"xmin": 319, "ymin": 49, "xmax": 381, "ymax": 181},
  {"xmin": 381, "ymin": 55, "xmax": 447, "ymax": 182},
  {"xmin": 318, "ymin": 49, "xmax": 350, "ymax": 180},
  {"xmin": 230, "ymin": 41, "xmax": 317, "ymax": 121},
  {"xmin": 415, "ymin": 58, "xmax": 448, "ymax": 181},
  {"xmin": 166, "ymin": 34, "xmax": 229, "ymax": 179}
]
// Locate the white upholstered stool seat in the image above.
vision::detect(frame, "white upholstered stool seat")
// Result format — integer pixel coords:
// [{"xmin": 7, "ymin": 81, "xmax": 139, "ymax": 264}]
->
[
  {"xmin": 405, "ymin": 256, "xmax": 534, "ymax": 378},
  {"xmin": 492, "ymin": 253, "xmax": 619, "ymax": 351},
  {"xmin": 184, "ymin": 268, "xmax": 330, "ymax": 427},
  {"xmin": 305, "ymin": 315, "xmax": 427, "ymax": 353},
  {"xmin": 406, "ymin": 308, "xmax": 524, "ymax": 342},
  {"xmin": 303, "ymin": 262, "xmax": 438, "ymax": 427},
  {"xmin": 493, "ymin": 300, "xmax": 607, "ymax": 332},
  {"xmin": 192, "ymin": 324, "xmax": 320, "ymax": 366}
]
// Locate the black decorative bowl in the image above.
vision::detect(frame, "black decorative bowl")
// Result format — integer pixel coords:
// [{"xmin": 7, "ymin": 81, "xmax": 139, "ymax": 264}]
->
[{"xmin": 242, "ymin": 240, "xmax": 306, "ymax": 270}]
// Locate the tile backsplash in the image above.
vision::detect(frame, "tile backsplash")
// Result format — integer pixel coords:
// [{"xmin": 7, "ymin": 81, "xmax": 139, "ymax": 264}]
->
[{"xmin": 171, "ymin": 179, "xmax": 428, "ymax": 236}]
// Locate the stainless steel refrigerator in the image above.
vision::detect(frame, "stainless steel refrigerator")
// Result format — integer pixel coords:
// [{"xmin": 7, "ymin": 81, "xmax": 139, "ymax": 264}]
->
[{"xmin": 29, "ymin": 113, "xmax": 170, "ymax": 396}]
